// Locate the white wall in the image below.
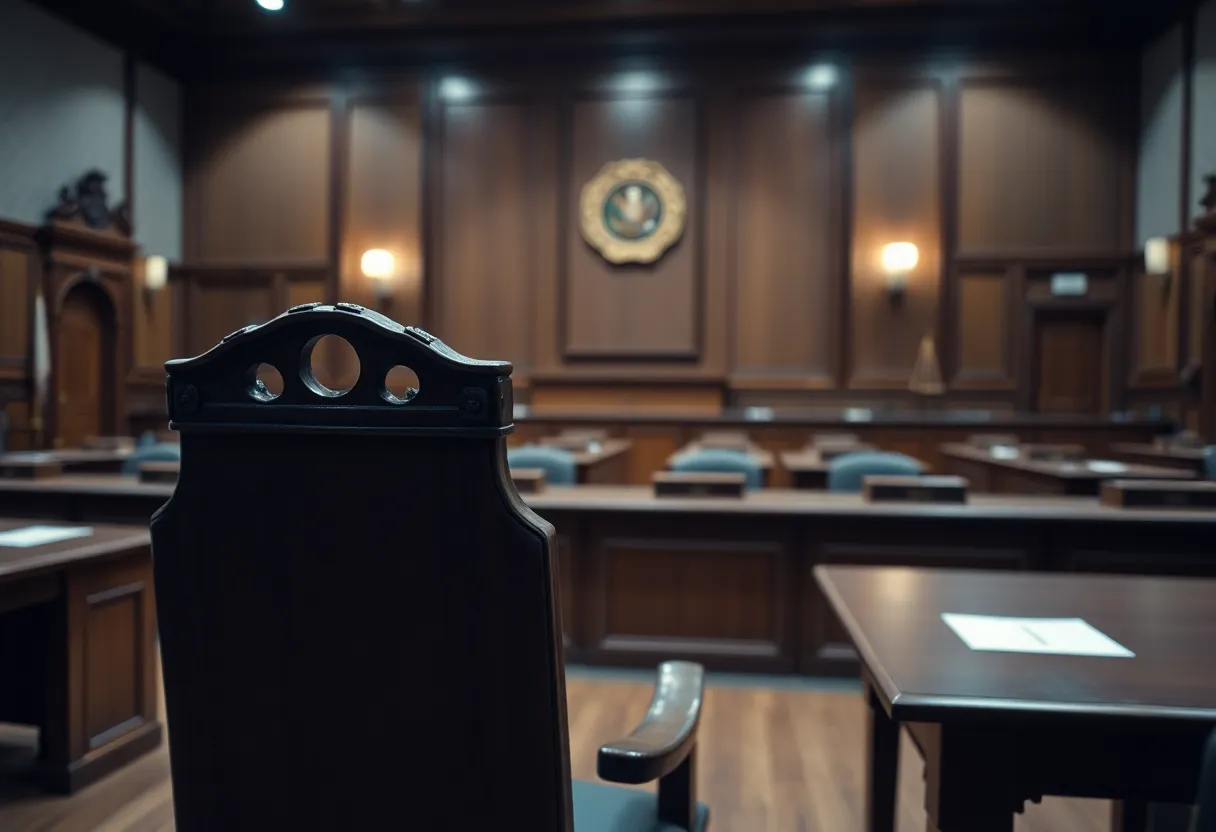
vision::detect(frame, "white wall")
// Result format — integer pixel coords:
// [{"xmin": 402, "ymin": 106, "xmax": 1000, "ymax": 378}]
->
[
  {"xmin": 1192, "ymin": 0, "xmax": 1216, "ymax": 223},
  {"xmin": 1138, "ymin": 23, "xmax": 1185, "ymax": 243},
  {"xmin": 0, "ymin": 0, "xmax": 182, "ymax": 261},
  {"xmin": 0, "ymin": 0, "xmax": 125, "ymax": 225},
  {"xmin": 134, "ymin": 63, "xmax": 183, "ymax": 261}
]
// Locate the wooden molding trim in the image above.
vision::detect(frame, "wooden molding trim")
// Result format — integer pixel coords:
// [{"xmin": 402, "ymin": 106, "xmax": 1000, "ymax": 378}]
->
[{"xmin": 0, "ymin": 219, "xmax": 37, "ymax": 248}]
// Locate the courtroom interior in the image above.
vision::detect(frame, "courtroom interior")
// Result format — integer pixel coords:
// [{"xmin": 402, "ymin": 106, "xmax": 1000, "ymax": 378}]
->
[{"xmin": 1, "ymin": 0, "xmax": 1216, "ymax": 829}]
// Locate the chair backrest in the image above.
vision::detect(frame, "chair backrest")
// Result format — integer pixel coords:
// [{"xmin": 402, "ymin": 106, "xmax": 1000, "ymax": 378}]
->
[
  {"xmin": 827, "ymin": 450, "xmax": 922, "ymax": 493},
  {"xmin": 1204, "ymin": 446, "xmax": 1216, "ymax": 480},
  {"xmin": 508, "ymin": 444, "xmax": 578, "ymax": 485},
  {"xmin": 149, "ymin": 305, "xmax": 572, "ymax": 831},
  {"xmin": 120, "ymin": 442, "xmax": 182, "ymax": 474},
  {"xmin": 138, "ymin": 430, "xmax": 159, "ymax": 447},
  {"xmin": 1196, "ymin": 727, "xmax": 1216, "ymax": 832},
  {"xmin": 671, "ymin": 448, "xmax": 763, "ymax": 489}
]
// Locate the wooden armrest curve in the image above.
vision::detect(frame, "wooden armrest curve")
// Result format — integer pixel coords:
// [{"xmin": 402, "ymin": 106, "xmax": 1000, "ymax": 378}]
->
[{"xmin": 597, "ymin": 661, "xmax": 705, "ymax": 785}]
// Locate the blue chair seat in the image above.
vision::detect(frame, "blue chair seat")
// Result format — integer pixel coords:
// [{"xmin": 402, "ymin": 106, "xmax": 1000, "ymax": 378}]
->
[
  {"xmin": 573, "ymin": 780, "xmax": 709, "ymax": 832},
  {"xmin": 508, "ymin": 445, "xmax": 577, "ymax": 485},
  {"xmin": 121, "ymin": 442, "xmax": 182, "ymax": 475},
  {"xmin": 1204, "ymin": 446, "xmax": 1216, "ymax": 480},
  {"xmin": 670, "ymin": 448, "xmax": 763, "ymax": 490},
  {"xmin": 827, "ymin": 450, "xmax": 922, "ymax": 493}
]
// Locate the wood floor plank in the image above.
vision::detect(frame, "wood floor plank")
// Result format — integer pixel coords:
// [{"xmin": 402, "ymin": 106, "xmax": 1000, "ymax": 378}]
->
[{"xmin": 0, "ymin": 674, "xmax": 1110, "ymax": 831}]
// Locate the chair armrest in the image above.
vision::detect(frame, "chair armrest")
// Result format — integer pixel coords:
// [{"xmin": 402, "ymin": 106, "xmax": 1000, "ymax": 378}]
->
[{"xmin": 597, "ymin": 661, "xmax": 704, "ymax": 785}]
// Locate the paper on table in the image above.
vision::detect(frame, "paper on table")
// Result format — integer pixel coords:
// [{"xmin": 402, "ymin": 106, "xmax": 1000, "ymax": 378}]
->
[
  {"xmin": 941, "ymin": 613, "xmax": 1134, "ymax": 658},
  {"xmin": 0, "ymin": 525, "xmax": 95, "ymax": 548}
]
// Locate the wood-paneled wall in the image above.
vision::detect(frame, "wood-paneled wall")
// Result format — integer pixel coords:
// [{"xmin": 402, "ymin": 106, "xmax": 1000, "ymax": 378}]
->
[{"xmin": 168, "ymin": 54, "xmax": 1161, "ymax": 419}]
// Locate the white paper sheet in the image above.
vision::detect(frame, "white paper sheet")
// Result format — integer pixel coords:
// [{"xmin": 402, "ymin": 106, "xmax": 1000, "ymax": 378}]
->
[
  {"xmin": 941, "ymin": 613, "xmax": 1134, "ymax": 657},
  {"xmin": 0, "ymin": 525, "xmax": 95, "ymax": 548}
]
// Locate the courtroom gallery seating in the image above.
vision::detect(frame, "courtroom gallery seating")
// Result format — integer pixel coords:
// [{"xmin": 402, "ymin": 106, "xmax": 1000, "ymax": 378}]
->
[
  {"xmin": 827, "ymin": 450, "xmax": 922, "ymax": 492},
  {"xmin": 148, "ymin": 305, "xmax": 709, "ymax": 831},
  {"xmin": 120, "ymin": 440, "xmax": 181, "ymax": 475},
  {"xmin": 670, "ymin": 447, "xmax": 764, "ymax": 489},
  {"xmin": 509, "ymin": 444, "xmax": 579, "ymax": 485}
]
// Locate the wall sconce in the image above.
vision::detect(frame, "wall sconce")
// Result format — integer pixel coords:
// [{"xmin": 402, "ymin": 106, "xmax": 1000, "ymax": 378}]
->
[
  {"xmin": 361, "ymin": 249, "xmax": 395, "ymax": 305},
  {"xmin": 143, "ymin": 255, "xmax": 168, "ymax": 305},
  {"xmin": 1144, "ymin": 237, "xmax": 1171, "ymax": 292},
  {"xmin": 881, "ymin": 242, "xmax": 918, "ymax": 303}
]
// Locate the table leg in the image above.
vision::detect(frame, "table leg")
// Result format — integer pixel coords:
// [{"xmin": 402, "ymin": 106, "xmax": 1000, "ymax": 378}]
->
[
  {"xmin": 1112, "ymin": 801, "xmax": 1194, "ymax": 832},
  {"xmin": 921, "ymin": 723, "xmax": 1016, "ymax": 832},
  {"xmin": 864, "ymin": 681, "xmax": 900, "ymax": 832}
]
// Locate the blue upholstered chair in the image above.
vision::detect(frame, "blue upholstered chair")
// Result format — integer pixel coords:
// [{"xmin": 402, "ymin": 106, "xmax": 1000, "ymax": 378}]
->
[
  {"xmin": 827, "ymin": 450, "xmax": 922, "ymax": 493},
  {"xmin": 1205, "ymin": 446, "xmax": 1216, "ymax": 480},
  {"xmin": 670, "ymin": 448, "xmax": 763, "ymax": 490},
  {"xmin": 138, "ymin": 430, "xmax": 159, "ymax": 448},
  {"xmin": 507, "ymin": 445, "xmax": 577, "ymax": 486},
  {"xmin": 121, "ymin": 442, "xmax": 182, "ymax": 475}
]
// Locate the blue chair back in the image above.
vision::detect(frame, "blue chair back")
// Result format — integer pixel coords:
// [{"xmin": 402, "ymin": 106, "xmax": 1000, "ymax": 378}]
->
[
  {"xmin": 507, "ymin": 445, "xmax": 577, "ymax": 486},
  {"xmin": 121, "ymin": 442, "xmax": 182, "ymax": 475},
  {"xmin": 670, "ymin": 448, "xmax": 763, "ymax": 490},
  {"xmin": 1205, "ymin": 446, "xmax": 1216, "ymax": 480},
  {"xmin": 138, "ymin": 430, "xmax": 159, "ymax": 448},
  {"xmin": 828, "ymin": 450, "xmax": 922, "ymax": 493}
]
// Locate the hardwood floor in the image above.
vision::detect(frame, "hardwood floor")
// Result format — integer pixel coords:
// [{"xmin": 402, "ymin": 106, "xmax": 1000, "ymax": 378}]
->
[{"xmin": 0, "ymin": 669, "xmax": 1108, "ymax": 831}]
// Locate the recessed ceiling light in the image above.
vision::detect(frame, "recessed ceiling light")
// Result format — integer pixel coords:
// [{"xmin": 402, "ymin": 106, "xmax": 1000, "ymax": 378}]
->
[{"xmin": 256, "ymin": 0, "xmax": 284, "ymax": 10}]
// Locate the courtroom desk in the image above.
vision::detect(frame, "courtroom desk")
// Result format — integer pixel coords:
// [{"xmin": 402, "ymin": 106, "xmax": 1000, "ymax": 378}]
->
[
  {"xmin": 513, "ymin": 409, "xmax": 1170, "ymax": 487},
  {"xmin": 939, "ymin": 443, "xmax": 1195, "ymax": 496},
  {"xmin": 779, "ymin": 449, "xmax": 927, "ymax": 490},
  {"xmin": 0, "ymin": 448, "xmax": 131, "ymax": 475},
  {"xmin": 665, "ymin": 443, "xmax": 775, "ymax": 488},
  {"xmin": 5, "ymin": 477, "xmax": 1216, "ymax": 677},
  {"xmin": 525, "ymin": 486, "xmax": 1216, "ymax": 677},
  {"xmin": 0, "ymin": 475, "xmax": 172, "ymax": 524},
  {"xmin": 815, "ymin": 566, "xmax": 1216, "ymax": 832},
  {"xmin": 0, "ymin": 519, "xmax": 161, "ymax": 793},
  {"xmin": 1110, "ymin": 442, "xmax": 1208, "ymax": 476},
  {"xmin": 561, "ymin": 439, "xmax": 633, "ymax": 485}
]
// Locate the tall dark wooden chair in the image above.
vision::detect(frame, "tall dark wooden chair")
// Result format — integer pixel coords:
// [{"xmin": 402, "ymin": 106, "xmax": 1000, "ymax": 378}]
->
[{"xmin": 149, "ymin": 303, "xmax": 708, "ymax": 831}]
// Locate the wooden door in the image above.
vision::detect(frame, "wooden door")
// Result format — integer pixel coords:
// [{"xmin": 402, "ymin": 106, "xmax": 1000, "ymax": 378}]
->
[
  {"xmin": 56, "ymin": 286, "xmax": 111, "ymax": 448},
  {"xmin": 1034, "ymin": 313, "xmax": 1105, "ymax": 414}
]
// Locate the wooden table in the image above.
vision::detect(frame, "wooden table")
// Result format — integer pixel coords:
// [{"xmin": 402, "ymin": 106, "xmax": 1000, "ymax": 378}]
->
[
  {"xmin": 666, "ymin": 443, "xmax": 775, "ymax": 487},
  {"xmin": 815, "ymin": 566, "xmax": 1215, "ymax": 832},
  {"xmin": 0, "ymin": 474, "xmax": 172, "ymax": 523},
  {"xmin": 0, "ymin": 448, "xmax": 132, "ymax": 475},
  {"xmin": 1110, "ymin": 443, "xmax": 1208, "ymax": 477},
  {"xmin": 0, "ymin": 519, "xmax": 161, "ymax": 793},
  {"xmin": 940, "ymin": 443, "xmax": 1195, "ymax": 496},
  {"xmin": 563, "ymin": 438, "xmax": 633, "ymax": 484},
  {"xmin": 779, "ymin": 449, "xmax": 926, "ymax": 490}
]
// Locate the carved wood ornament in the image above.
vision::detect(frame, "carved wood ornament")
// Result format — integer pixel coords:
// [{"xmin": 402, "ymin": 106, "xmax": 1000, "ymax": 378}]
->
[{"xmin": 46, "ymin": 169, "xmax": 131, "ymax": 235}]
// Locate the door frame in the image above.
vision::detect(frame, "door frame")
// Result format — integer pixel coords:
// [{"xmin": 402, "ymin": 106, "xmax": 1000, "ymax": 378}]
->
[{"xmin": 1020, "ymin": 297, "xmax": 1121, "ymax": 414}]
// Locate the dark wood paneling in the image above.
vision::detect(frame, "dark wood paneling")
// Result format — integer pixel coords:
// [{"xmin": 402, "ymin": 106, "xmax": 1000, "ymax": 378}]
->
[
  {"xmin": 957, "ymin": 81, "xmax": 1125, "ymax": 255},
  {"xmin": 730, "ymin": 88, "xmax": 837, "ymax": 388},
  {"xmin": 185, "ymin": 273, "xmax": 277, "ymax": 355},
  {"xmin": 953, "ymin": 271, "xmax": 1014, "ymax": 389},
  {"xmin": 342, "ymin": 97, "xmax": 423, "ymax": 322},
  {"xmin": 188, "ymin": 103, "xmax": 332, "ymax": 265},
  {"xmin": 563, "ymin": 93, "xmax": 700, "ymax": 361},
  {"xmin": 1131, "ymin": 266, "xmax": 1181, "ymax": 388},
  {"xmin": 849, "ymin": 80, "xmax": 942, "ymax": 389},
  {"xmin": 434, "ymin": 98, "xmax": 536, "ymax": 370}
]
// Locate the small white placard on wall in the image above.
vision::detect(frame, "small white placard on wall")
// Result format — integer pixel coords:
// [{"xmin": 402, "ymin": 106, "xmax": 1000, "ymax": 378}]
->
[{"xmin": 1050, "ymin": 272, "xmax": 1089, "ymax": 296}]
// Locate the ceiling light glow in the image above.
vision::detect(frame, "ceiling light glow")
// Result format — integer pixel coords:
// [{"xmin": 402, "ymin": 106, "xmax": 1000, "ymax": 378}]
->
[
  {"xmin": 256, "ymin": 0, "xmax": 284, "ymax": 11},
  {"xmin": 439, "ymin": 77, "xmax": 478, "ymax": 102},
  {"xmin": 802, "ymin": 64, "xmax": 839, "ymax": 90}
]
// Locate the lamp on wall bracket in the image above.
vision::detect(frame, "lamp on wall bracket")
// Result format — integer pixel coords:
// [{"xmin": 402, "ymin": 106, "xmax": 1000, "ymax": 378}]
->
[
  {"xmin": 142, "ymin": 255, "xmax": 168, "ymax": 307},
  {"xmin": 1144, "ymin": 237, "xmax": 1172, "ymax": 293},
  {"xmin": 361, "ymin": 249, "xmax": 395, "ymax": 307},
  {"xmin": 881, "ymin": 242, "xmax": 918, "ymax": 305}
]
